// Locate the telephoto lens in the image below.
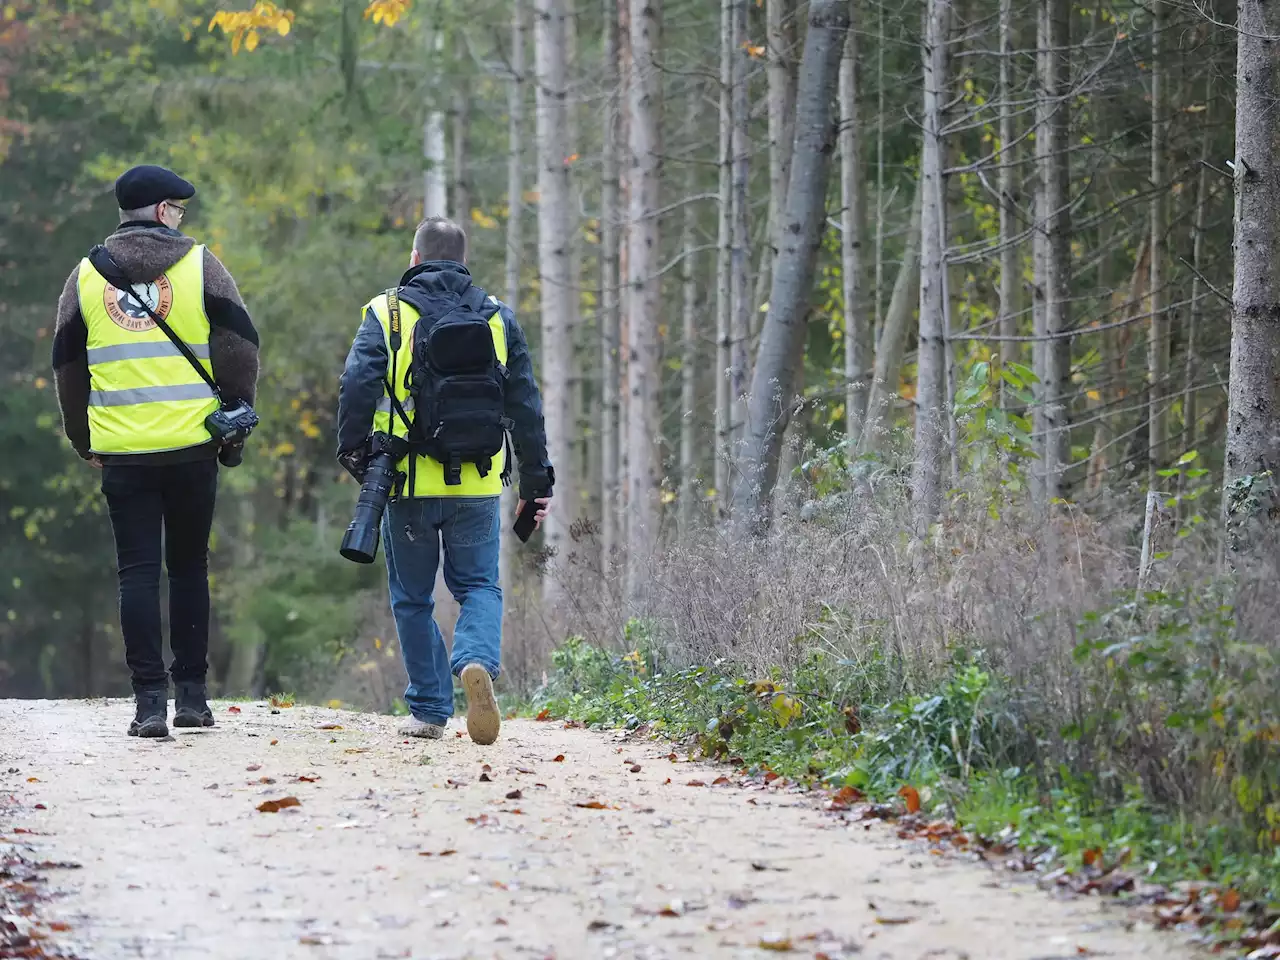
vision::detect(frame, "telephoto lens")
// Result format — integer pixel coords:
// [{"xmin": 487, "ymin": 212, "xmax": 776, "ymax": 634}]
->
[{"xmin": 339, "ymin": 441, "xmax": 406, "ymax": 564}]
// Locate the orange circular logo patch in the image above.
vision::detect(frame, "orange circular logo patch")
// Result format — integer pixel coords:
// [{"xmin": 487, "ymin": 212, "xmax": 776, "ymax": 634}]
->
[{"xmin": 103, "ymin": 276, "xmax": 173, "ymax": 332}]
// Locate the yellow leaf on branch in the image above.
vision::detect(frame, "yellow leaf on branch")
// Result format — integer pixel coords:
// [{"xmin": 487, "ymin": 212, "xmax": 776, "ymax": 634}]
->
[
  {"xmin": 365, "ymin": 0, "xmax": 410, "ymax": 26},
  {"xmin": 209, "ymin": 2, "xmax": 294, "ymax": 54}
]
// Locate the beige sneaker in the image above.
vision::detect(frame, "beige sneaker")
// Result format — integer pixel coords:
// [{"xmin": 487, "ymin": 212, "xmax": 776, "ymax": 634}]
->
[
  {"xmin": 459, "ymin": 664, "xmax": 500, "ymax": 745},
  {"xmin": 398, "ymin": 716, "xmax": 445, "ymax": 739}
]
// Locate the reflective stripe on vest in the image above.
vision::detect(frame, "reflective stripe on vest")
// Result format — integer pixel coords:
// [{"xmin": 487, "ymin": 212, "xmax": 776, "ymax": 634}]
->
[
  {"xmin": 78, "ymin": 245, "xmax": 219, "ymax": 455},
  {"xmin": 366, "ymin": 291, "xmax": 508, "ymax": 498}
]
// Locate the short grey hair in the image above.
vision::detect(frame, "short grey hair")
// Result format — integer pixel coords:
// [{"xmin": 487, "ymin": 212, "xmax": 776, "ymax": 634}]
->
[
  {"xmin": 120, "ymin": 203, "xmax": 160, "ymax": 223},
  {"xmin": 412, "ymin": 216, "xmax": 467, "ymax": 264}
]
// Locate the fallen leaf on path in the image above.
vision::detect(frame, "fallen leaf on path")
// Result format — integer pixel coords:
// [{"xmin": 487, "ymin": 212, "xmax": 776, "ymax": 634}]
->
[
  {"xmin": 246, "ymin": 764, "xmax": 262, "ymax": 772},
  {"xmin": 664, "ymin": 778, "xmax": 672, "ymax": 785},
  {"xmin": 535, "ymin": 709, "xmax": 552, "ymax": 721},
  {"xmin": 574, "ymin": 801, "xmax": 617, "ymax": 810},
  {"xmin": 686, "ymin": 780, "xmax": 706, "ymax": 787},
  {"xmin": 666, "ymin": 752, "xmax": 678, "ymax": 761},
  {"xmin": 505, "ymin": 789, "xmax": 523, "ymax": 800},
  {"xmin": 466, "ymin": 814, "xmax": 497, "ymax": 827},
  {"xmin": 418, "ymin": 849, "xmax": 457, "ymax": 857},
  {"xmin": 270, "ymin": 739, "xmax": 279, "ymax": 746},
  {"xmin": 898, "ymin": 785, "xmax": 921, "ymax": 814},
  {"xmin": 630, "ymin": 764, "xmax": 642, "ymax": 773},
  {"xmin": 1221, "ymin": 888, "xmax": 1241, "ymax": 912},
  {"xmin": 516, "ymin": 766, "xmax": 535, "ymax": 775},
  {"xmin": 658, "ymin": 899, "xmax": 685, "ymax": 917},
  {"xmin": 228, "ymin": 705, "xmax": 241, "ymax": 714},
  {"xmin": 1083, "ymin": 847, "xmax": 1102, "ymax": 867},
  {"xmin": 563, "ymin": 719, "xmax": 584, "ymax": 729},
  {"xmin": 446, "ymin": 778, "xmax": 467, "ymax": 788},
  {"xmin": 34, "ymin": 803, "xmax": 46, "ymax": 810},
  {"xmin": 317, "ymin": 724, "xmax": 343, "ymax": 730},
  {"xmin": 257, "ymin": 796, "xmax": 301, "ymax": 813},
  {"xmin": 479, "ymin": 773, "xmax": 492, "ymax": 782},
  {"xmin": 553, "ymin": 754, "xmax": 566, "ymax": 762},
  {"xmin": 253, "ymin": 777, "xmax": 277, "ymax": 785},
  {"xmin": 828, "ymin": 785, "xmax": 864, "ymax": 809},
  {"xmin": 344, "ymin": 748, "xmax": 369, "ymax": 754},
  {"xmin": 873, "ymin": 914, "xmax": 915, "ymax": 925},
  {"xmin": 588, "ymin": 919, "xmax": 620, "ymax": 932},
  {"xmin": 712, "ymin": 776, "xmax": 731, "ymax": 785},
  {"xmin": 294, "ymin": 776, "xmax": 320, "ymax": 783},
  {"xmin": 758, "ymin": 933, "xmax": 794, "ymax": 951},
  {"xmin": 204, "ymin": 782, "xmax": 218, "ymax": 790},
  {"xmin": 299, "ymin": 933, "xmax": 334, "ymax": 945},
  {"xmin": 751, "ymin": 861, "xmax": 789, "ymax": 872},
  {"xmin": 455, "ymin": 731, "xmax": 464, "ymax": 739},
  {"xmin": 26, "ymin": 777, "xmax": 39, "ymax": 783}
]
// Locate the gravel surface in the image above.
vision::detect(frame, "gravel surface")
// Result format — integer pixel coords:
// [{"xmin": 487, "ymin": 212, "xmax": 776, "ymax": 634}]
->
[{"xmin": 0, "ymin": 698, "xmax": 1206, "ymax": 959}]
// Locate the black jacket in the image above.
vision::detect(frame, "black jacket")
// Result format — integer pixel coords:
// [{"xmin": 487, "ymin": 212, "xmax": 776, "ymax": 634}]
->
[{"xmin": 336, "ymin": 261, "xmax": 553, "ymax": 499}]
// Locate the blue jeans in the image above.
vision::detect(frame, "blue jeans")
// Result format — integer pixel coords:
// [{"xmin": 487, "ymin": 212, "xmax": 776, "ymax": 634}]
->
[{"xmin": 383, "ymin": 496, "xmax": 503, "ymax": 725}]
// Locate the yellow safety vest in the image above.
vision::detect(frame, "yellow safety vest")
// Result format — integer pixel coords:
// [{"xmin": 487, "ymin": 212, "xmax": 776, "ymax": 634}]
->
[
  {"xmin": 367, "ymin": 290, "xmax": 508, "ymax": 498},
  {"xmin": 78, "ymin": 245, "xmax": 218, "ymax": 455}
]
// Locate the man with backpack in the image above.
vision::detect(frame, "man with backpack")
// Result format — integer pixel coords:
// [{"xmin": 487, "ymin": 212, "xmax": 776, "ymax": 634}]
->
[{"xmin": 336, "ymin": 216, "xmax": 554, "ymax": 745}]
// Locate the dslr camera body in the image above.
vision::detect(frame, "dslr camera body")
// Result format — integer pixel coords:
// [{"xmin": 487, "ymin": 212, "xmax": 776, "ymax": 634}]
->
[{"xmin": 205, "ymin": 402, "xmax": 259, "ymax": 467}]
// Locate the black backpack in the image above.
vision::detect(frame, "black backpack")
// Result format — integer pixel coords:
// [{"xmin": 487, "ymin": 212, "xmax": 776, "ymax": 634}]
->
[{"xmin": 385, "ymin": 283, "xmax": 511, "ymax": 486}]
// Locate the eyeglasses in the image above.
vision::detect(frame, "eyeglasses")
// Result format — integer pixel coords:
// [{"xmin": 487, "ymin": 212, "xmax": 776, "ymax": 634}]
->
[{"xmin": 164, "ymin": 201, "xmax": 187, "ymax": 220}]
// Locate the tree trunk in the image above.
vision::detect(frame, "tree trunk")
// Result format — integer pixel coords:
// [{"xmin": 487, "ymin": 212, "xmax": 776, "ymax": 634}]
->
[
  {"xmin": 1223, "ymin": 0, "xmax": 1280, "ymax": 505},
  {"xmin": 501, "ymin": 1, "xmax": 525, "ymax": 629},
  {"xmin": 860, "ymin": 180, "xmax": 923, "ymax": 453},
  {"xmin": 732, "ymin": 0, "xmax": 850, "ymax": 530},
  {"xmin": 452, "ymin": 30, "xmax": 472, "ymax": 231},
  {"xmin": 912, "ymin": 0, "xmax": 950, "ymax": 529},
  {"xmin": 840, "ymin": 13, "xmax": 868, "ymax": 439},
  {"xmin": 600, "ymin": 0, "xmax": 621, "ymax": 567},
  {"xmin": 997, "ymin": 0, "xmax": 1019, "ymax": 403},
  {"xmin": 1147, "ymin": 0, "xmax": 1168, "ymax": 485},
  {"xmin": 533, "ymin": 0, "xmax": 576, "ymax": 604},
  {"xmin": 624, "ymin": 0, "xmax": 662, "ymax": 595},
  {"xmin": 679, "ymin": 97, "xmax": 701, "ymax": 536},
  {"xmin": 714, "ymin": 0, "xmax": 733, "ymax": 516},
  {"xmin": 766, "ymin": 0, "xmax": 798, "ymax": 297},
  {"xmin": 1184, "ymin": 102, "xmax": 1210, "ymax": 453},
  {"xmin": 423, "ymin": 26, "xmax": 447, "ymax": 217},
  {"xmin": 728, "ymin": 0, "xmax": 751, "ymax": 473},
  {"xmin": 873, "ymin": 0, "xmax": 886, "ymax": 342},
  {"xmin": 1032, "ymin": 0, "xmax": 1070, "ymax": 506}
]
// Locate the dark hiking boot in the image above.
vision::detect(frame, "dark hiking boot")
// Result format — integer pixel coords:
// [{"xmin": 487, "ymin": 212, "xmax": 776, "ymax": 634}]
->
[
  {"xmin": 128, "ymin": 687, "xmax": 169, "ymax": 738},
  {"xmin": 173, "ymin": 682, "xmax": 215, "ymax": 729}
]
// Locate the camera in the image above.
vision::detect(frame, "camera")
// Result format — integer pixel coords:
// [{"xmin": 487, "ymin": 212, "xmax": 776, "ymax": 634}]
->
[
  {"xmin": 205, "ymin": 402, "xmax": 259, "ymax": 468},
  {"xmin": 340, "ymin": 433, "xmax": 410, "ymax": 564}
]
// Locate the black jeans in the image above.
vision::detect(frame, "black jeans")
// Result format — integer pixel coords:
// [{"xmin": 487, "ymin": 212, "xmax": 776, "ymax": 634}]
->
[{"xmin": 101, "ymin": 459, "xmax": 218, "ymax": 693}]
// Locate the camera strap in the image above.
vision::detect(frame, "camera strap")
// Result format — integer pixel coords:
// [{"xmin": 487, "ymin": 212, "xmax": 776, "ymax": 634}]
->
[
  {"xmin": 88, "ymin": 245, "xmax": 223, "ymax": 402},
  {"xmin": 382, "ymin": 287, "xmax": 414, "ymax": 435}
]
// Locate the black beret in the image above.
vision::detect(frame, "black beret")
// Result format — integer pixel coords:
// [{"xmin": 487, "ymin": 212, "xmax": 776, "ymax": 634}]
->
[{"xmin": 114, "ymin": 165, "xmax": 196, "ymax": 211}]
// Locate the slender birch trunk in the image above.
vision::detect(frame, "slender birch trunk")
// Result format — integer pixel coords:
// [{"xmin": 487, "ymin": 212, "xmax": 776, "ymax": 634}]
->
[
  {"xmin": 1185, "ymin": 103, "xmax": 1210, "ymax": 453},
  {"xmin": 728, "ymin": 0, "xmax": 751, "ymax": 474},
  {"xmin": 997, "ymin": 0, "xmax": 1019, "ymax": 403},
  {"xmin": 912, "ymin": 0, "xmax": 950, "ymax": 529},
  {"xmin": 600, "ymin": 0, "xmax": 621, "ymax": 567},
  {"xmin": 501, "ymin": 1, "xmax": 525, "ymax": 629},
  {"xmin": 732, "ymin": 0, "xmax": 850, "ymax": 530},
  {"xmin": 766, "ymin": 0, "xmax": 798, "ymax": 295},
  {"xmin": 533, "ymin": 0, "xmax": 575, "ymax": 605},
  {"xmin": 1032, "ymin": 0, "xmax": 1070, "ymax": 506},
  {"xmin": 714, "ymin": 0, "xmax": 733, "ymax": 516},
  {"xmin": 1147, "ymin": 0, "xmax": 1168, "ymax": 484},
  {"xmin": 424, "ymin": 26, "xmax": 447, "ymax": 218},
  {"xmin": 678, "ymin": 94, "xmax": 701, "ymax": 536},
  {"xmin": 624, "ymin": 0, "xmax": 662, "ymax": 596},
  {"xmin": 451, "ymin": 30, "xmax": 472, "ymax": 230},
  {"xmin": 839, "ymin": 10, "xmax": 867, "ymax": 439}
]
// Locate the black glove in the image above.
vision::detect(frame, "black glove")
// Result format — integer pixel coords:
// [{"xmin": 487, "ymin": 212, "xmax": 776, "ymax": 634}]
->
[{"xmin": 338, "ymin": 443, "xmax": 370, "ymax": 481}]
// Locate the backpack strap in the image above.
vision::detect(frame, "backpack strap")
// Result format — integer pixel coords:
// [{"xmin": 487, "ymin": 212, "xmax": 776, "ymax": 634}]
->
[{"xmin": 444, "ymin": 455, "xmax": 463, "ymax": 486}]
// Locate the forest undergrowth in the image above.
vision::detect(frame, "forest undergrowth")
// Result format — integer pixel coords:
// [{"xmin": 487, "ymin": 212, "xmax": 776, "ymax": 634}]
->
[{"xmin": 534, "ymin": 449, "xmax": 1280, "ymax": 953}]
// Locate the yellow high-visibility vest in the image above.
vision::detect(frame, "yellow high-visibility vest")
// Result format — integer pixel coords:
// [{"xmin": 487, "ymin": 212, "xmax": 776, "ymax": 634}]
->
[
  {"xmin": 78, "ymin": 245, "xmax": 218, "ymax": 455},
  {"xmin": 367, "ymin": 290, "xmax": 507, "ymax": 498}
]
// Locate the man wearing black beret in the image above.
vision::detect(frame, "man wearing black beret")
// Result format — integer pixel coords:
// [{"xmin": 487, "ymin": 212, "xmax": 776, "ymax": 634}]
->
[{"xmin": 51, "ymin": 164, "xmax": 260, "ymax": 738}]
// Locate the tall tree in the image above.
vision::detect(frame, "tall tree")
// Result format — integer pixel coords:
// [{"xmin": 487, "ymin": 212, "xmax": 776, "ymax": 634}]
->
[
  {"xmin": 767, "ymin": 0, "xmax": 798, "ymax": 292},
  {"xmin": 624, "ymin": 0, "xmax": 662, "ymax": 590},
  {"xmin": 1147, "ymin": 0, "xmax": 1168, "ymax": 483},
  {"xmin": 912, "ymin": 0, "xmax": 951, "ymax": 528},
  {"xmin": 996, "ymin": 0, "xmax": 1019, "ymax": 403},
  {"xmin": 728, "ymin": 0, "xmax": 751, "ymax": 473},
  {"xmin": 502, "ymin": 0, "xmax": 526, "ymax": 619},
  {"xmin": 679, "ymin": 95, "xmax": 701, "ymax": 536},
  {"xmin": 533, "ymin": 0, "xmax": 576, "ymax": 599},
  {"xmin": 1223, "ymin": 0, "xmax": 1280, "ymax": 509},
  {"xmin": 600, "ymin": 0, "xmax": 622, "ymax": 565},
  {"xmin": 452, "ymin": 29, "xmax": 472, "ymax": 229},
  {"xmin": 1031, "ymin": 0, "xmax": 1070, "ymax": 505},
  {"xmin": 732, "ymin": 0, "xmax": 850, "ymax": 529},
  {"xmin": 424, "ymin": 23, "xmax": 448, "ymax": 217},
  {"xmin": 714, "ymin": 0, "xmax": 733, "ymax": 514},
  {"xmin": 840, "ymin": 10, "xmax": 868, "ymax": 438}
]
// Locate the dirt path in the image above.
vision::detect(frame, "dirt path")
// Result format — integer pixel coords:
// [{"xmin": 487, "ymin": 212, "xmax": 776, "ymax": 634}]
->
[{"xmin": 1, "ymin": 699, "xmax": 1204, "ymax": 960}]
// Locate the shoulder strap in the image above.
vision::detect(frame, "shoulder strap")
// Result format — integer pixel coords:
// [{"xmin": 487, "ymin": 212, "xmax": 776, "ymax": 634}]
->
[
  {"xmin": 88, "ymin": 245, "xmax": 221, "ymax": 400},
  {"xmin": 381, "ymin": 287, "xmax": 413, "ymax": 435}
]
